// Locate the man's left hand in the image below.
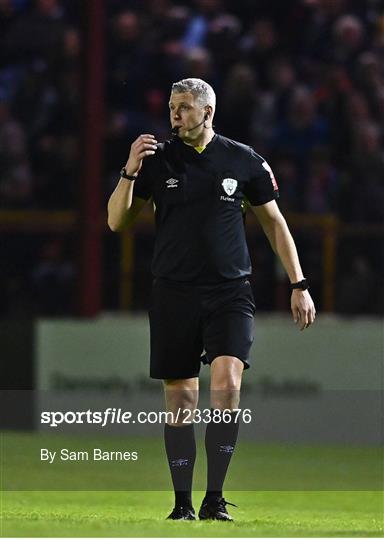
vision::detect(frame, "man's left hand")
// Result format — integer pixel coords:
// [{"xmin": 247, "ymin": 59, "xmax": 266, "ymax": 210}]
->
[{"xmin": 291, "ymin": 290, "xmax": 316, "ymax": 330}]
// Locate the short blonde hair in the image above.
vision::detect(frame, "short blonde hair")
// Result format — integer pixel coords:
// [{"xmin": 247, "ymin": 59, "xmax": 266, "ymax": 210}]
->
[{"xmin": 171, "ymin": 78, "xmax": 216, "ymax": 112}]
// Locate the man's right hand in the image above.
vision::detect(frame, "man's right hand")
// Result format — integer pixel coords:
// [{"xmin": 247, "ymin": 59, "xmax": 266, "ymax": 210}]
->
[{"xmin": 125, "ymin": 134, "xmax": 158, "ymax": 176}]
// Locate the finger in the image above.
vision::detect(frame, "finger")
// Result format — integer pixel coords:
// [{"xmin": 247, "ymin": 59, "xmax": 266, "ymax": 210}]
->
[
  {"xmin": 300, "ymin": 310, "xmax": 308, "ymax": 331},
  {"xmin": 133, "ymin": 140, "xmax": 157, "ymax": 150},
  {"xmin": 139, "ymin": 134, "xmax": 156, "ymax": 139},
  {"xmin": 137, "ymin": 149, "xmax": 156, "ymax": 158},
  {"xmin": 137, "ymin": 139, "xmax": 158, "ymax": 147},
  {"xmin": 132, "ymin": 136, "xmax": 157, "ymax": 148},
  {"xmin": 309, "ymin": 304, "xmax": 316, "ymax": 321},
  {"xmin": 134, "ymin": 146, "xmax": 157, "ymax": 159},
  {"xmin": 138, "ymin": 138, "xmax": 157, "ymax": 146},
  {"xmin": 305, "ymin": 311, "xmax": 311, "ymax": 329},
  {"xmin": 307, "ymin": 311, "xmax": 315, "ymax": 327},
  {"xmin": 137, "ymin": 142, "xmax": 158, "ymax": 152}
]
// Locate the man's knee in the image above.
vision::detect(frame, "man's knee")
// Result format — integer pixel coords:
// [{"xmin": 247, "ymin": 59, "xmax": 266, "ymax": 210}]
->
[
  {"xmin": 210, "ymin": 356, "xmax": 243, "ymax": 410},
  {"xmin": 163, "ymin": 377, "xmax": 199, "ymax": 425},
  {"xmin": 210, "ymin": 356, "xmax": 243, "ymax": 389}
]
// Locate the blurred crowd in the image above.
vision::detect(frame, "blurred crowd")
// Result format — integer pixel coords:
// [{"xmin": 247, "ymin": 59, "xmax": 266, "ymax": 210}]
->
[{"xmin": 0, "ymin": 0, "xmax": 383, "ymax": 315}]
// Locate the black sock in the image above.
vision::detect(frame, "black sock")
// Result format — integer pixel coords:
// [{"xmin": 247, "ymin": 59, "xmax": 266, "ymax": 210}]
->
[
  {"xmin": 164, "ymin": 423, "xmax": 196, "ymax": 507},
  {"xmin": 205, "ymin": 410, "xmax": 239, "ymax": 499}
]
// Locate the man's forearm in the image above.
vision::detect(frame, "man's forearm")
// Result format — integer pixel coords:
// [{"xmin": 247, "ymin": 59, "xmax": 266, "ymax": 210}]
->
[
  {"xmin": 262, "ymin": 215, "xmax": 304, "ymax": 283},
  {"xmin": 107, "ymin": 178, "xmax": 135, "ymax": 232}
]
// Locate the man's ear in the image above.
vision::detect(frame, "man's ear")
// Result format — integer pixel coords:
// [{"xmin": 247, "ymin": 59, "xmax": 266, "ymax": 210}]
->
[{"xmin": 204, "ymin": 106, "xmax": 213, "ymax": 120}]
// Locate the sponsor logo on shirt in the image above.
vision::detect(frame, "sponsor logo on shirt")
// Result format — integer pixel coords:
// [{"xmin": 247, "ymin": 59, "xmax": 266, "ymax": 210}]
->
[
  {"xmin": 262, "ymin": 161, "xmax": 278, "ymax": 191},
  {"xmin": 166, "ymin": 178, "xmax": 179, "ymax": 188}
]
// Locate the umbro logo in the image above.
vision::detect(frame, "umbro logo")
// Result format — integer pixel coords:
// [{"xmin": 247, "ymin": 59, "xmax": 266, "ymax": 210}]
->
[
  {"xmin": 166, "ymin": 178, "xmax": 179, "ymax": 189},
  {"xmin": 219, "ymin": 445, "xmax": 234, "ymax": 454},
  {"xmin": 171, "ymin": 458, "xmax": 189, "ymax": 467}
]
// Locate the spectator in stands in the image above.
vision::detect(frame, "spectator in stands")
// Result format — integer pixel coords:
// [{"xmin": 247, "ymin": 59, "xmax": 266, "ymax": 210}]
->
[
  {"xmin": 219, "ymin": 62, "xmax": 258, "ymax": 144},
  {"xmin": 206, "ymin": 13, "xmax": 242, "ymax": 76},
  {"xmin": 272, "ymin": 86, "xmax": 329, "ymax": 166},
  {"xmin": 252, "ymin": 57, "xmax": 297, "ymax": 152},
  {"xmin": 0, "ymin": 98, "xmax": 32, "ymax": 207},
  {"xmin": 31, "ymin": 237, "xmax": 75, "ymax": 315},
  {"xmin": 107, "ymin": 10, "xmax": 150, "ymax": 109},
  {"xmin": 240, "ymin": 18, "xmax": 280, "ymax": 90},
  {"xmin": 341, "ymin": 122, "xmax": 384, "ymax": 223},
  {"xmin": 304, "ymin": 146, "xmax": 339, "ymax": 214},
  {"xmin": 182, "ymin": 0, "xmax": 223, "ymax": 49},
  {"xmin": 2, "ymin": 0, "xmax": 66, "ymax": 65}
]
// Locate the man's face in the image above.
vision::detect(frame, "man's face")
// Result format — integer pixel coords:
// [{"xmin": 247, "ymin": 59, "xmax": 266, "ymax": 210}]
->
[{"xmin": 169, "ymin": 91, "xmax": 206, "ymax": 141}]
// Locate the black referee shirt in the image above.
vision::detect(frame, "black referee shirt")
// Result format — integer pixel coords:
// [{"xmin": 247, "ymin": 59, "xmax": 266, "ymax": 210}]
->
[{"xmin": 134, "ymin": 134, "xmax": 279, "ymax": 284}]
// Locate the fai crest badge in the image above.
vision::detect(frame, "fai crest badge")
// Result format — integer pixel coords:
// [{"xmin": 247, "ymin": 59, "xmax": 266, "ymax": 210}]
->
[{"xmin": 221, "ymin": 178, "xmax": 238, "ymax": 196}]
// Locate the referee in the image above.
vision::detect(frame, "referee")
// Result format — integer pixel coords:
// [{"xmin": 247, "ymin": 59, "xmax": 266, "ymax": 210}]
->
[{"xmin": 107, "ymin": 78, "xmax": 316, "ymax": 521}]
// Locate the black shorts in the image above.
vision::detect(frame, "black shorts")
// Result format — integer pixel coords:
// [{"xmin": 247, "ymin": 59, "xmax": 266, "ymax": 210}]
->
[{"xmin": 149, "ymin": 277, "xmax": 256, "ymax": 379}]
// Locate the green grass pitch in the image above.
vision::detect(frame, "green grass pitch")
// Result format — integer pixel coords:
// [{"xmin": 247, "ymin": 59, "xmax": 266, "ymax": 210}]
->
[
  {"xmin": 1, "ymin": 433, "xmax": 383, "ymax": 537},
  {"xmin": 2, "ymin": 490, "xmax": 383, "ymax": 537}
]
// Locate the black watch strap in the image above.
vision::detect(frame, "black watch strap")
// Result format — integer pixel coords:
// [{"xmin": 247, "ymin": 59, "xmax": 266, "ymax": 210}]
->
[
  {"xmin": 120, "ymin": 167, "xmax": 137, "ymax": 181},
  {"xmin": 290, "ymin": 278, "xmax": 309, "ymax": 291}
]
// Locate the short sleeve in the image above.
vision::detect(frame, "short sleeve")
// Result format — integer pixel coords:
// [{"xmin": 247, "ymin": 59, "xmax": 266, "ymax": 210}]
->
[
  {"xmin": 243, "ymin": 148, "xmax": 279, "ymax": 206},
  {"xmin": 132, "ymin": 157, "xmax": 154, "ymax": 201}
]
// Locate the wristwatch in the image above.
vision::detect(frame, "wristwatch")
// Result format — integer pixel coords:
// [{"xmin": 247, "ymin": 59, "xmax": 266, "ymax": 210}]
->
[
  {"xmin": 120, "ymin": 167, "xmax": 137, "ymax": 181},
  {"xmin": 290, "ymin": 278, "xmax": 309, "ymax": 291}
]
